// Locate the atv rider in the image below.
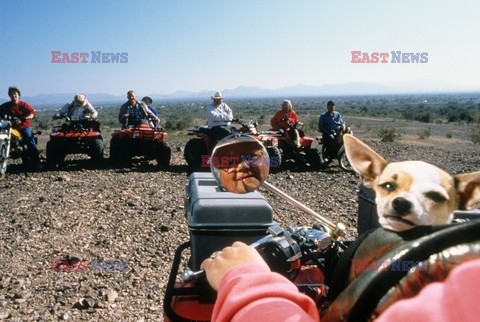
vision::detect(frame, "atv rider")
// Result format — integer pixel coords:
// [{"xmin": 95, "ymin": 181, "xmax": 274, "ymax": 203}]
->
[
  {"xmin": 0, "ymin": 86, "xmax": 41, "ymax": 170},
  {"xmin": 270, "ymin": 99, "xmax": 301, "ymax": 148},
  {"xmin": 53, "ymin": 93, "xmax": 100, "ymax": 131},
  {"xmin": 119, "ymin": 90, "xmax": 160, "ymax": 128},
  {"xmin": 141, "ymin": 96, "xmax": 159, "ymax": 128},
  {"xmin": 201, "ymin": 242, "xmax": 480, "ymax": 322},
  {"xmin": 208, "ymin": 91, "xmax": 233, "ymax": 143},
  {"xmin": 318, "ymin": 100, "xmax": 345, "ymax": 153}
]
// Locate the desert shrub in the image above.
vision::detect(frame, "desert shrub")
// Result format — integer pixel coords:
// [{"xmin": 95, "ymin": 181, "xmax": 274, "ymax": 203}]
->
[
  {"xmin": 417, "ymin": 128, "xmax": 431, "ymax": 139},
  {"xmin": 303, "ymin": 116, "xmax": 318, "ymax": 132},
  {"xmin": 470, "ymin": 126, "xmax": 480, "ymax": 144},
  {"xmin": 445, "ymin": 132, "xmax": 453, "ymax": 139},
  {"xmin": 258, "ymin": 114, "xmax": 266, "ymax": 125},
  {"xmin": 377, "ymin": 127, "xmax": 401, "ymax": 142},
  {"xmin": 164, "ymin": 115, "xmax": 192, "ymax": 131}
]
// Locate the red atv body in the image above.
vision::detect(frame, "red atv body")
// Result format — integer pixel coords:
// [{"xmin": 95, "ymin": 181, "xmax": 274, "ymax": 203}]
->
[
  {"xmin": 109, "ymin": 123, "xmax": 171, "ymax": 168},
  {"xmin": 46, "ymin": 119, "xmax": 103, "ymax": 168},
  {"xmin": 164, "ymin": 241, "xmax": 325, "ymax": 322},
  {"xmin": 272, "ymin": 122, "xmax": 322, "ymax": 170}
]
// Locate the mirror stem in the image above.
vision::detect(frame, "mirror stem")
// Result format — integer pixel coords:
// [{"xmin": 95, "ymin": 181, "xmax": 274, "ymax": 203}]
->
[{"xmin": 262, "ymin": 181, "xmax": 345, "ymax": 238}]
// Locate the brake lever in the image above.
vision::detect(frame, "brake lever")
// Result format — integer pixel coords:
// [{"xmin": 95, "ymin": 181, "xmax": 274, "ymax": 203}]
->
[
  {"xmin": 180, "ymin": 234, "xmax": 275, "ymax": 282},
  {"xmin": 180, "ymin": 226, "xmax": 284, "ymax": 283}
]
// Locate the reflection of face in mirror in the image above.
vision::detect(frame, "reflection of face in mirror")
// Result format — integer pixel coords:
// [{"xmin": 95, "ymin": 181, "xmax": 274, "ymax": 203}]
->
[{"xmin": 212, "ymin": 138, "xmax": 269, "ymax": 193}]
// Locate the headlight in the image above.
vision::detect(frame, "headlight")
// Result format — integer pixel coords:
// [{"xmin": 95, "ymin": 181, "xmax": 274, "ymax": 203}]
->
[
  {"xmin": 154, "ymin": 133, "xmax": 163, "ymax": 140},
  {"xmin": 0, "ymin": 120, "xmax": 10, "ymax": 129},
  {"xmin": 132, "ymin": 132, "xmax": 140, "ymax": 138}
]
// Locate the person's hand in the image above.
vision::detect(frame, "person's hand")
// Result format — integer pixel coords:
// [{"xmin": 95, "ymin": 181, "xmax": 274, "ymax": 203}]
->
[
  {"xmin": 122, "ymin": 113, "xmax": 129, "ymax": 120},
  {"xmin": 278, "ymin": 128, "xmax": 285, "ymax": 134},
  {"xmin": 331, "ymin": 130, "xmax": 336, "ymax": 134},
  {"xmin": 52, "ymin": 114, "xmax": 60, "ymax": 120},
  {"xmin": 200, "ymin": 242, "xmax": 269, "ymax": 291}
]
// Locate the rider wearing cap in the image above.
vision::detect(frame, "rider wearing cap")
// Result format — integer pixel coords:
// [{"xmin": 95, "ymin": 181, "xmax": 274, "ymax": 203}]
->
[
  {"xmin": 54, "ymin": 93, "xmax": 98, "ymax": 120},
  {"xmin": 53, "ymin": 93, "xmax": 99, "ymax": 131},
  {"xmin": 141, "ymin": 96, "xmax": 160, "ymax": 128},
  {"xmin": 207, "ymin": 91, "xmax": 233, "ymax": 142}
]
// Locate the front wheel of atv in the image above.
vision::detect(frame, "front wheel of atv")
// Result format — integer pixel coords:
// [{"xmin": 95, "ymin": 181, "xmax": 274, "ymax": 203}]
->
[
  {"xmin": 109, "ymin": 138, "xmax": 120, "ymax": 165},
  {"xmin": 156, "ymin": 141, "xmax": 171, "ymax": 169},
  {"xmin": 337, "ymin": 146, "xmax": 354, "ymax": 172},
  {"xmin": 90, "ymin": 138, "xmax": 104, "ymax": 162},
  {"xmin": 267, "ymin": 146, "xmax": 283, "ymax": 172},
  {"xmin": 46, "ymin": 140, "xmax": 65, "ymax": 169},
  {"xmin": 305, "ymin": 148, "xmax": 322, "ymax": 171},
  {"xmin": 184, "ymin": 138, "xmax": 207, "ymax": 168},
  {"xmin": 0, "ymin": 140, "xmax": 8, "ymax": 177}
]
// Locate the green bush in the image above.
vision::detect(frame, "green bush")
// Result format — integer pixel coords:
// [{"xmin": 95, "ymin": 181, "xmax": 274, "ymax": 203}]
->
[
  {"xmin": 377, "ymin": 127, "xmax": 401, "ymax": 142},
  {"xmin": 470, "ymin": 126, "xmax": 480, "ymax": 144},
  {"xmin": 445, "ymin": 132, "xmax": 453, "ymax": 139},
  {"xmin": 417, "ymin": 127, "xmax": 431, "ymax": 139}
]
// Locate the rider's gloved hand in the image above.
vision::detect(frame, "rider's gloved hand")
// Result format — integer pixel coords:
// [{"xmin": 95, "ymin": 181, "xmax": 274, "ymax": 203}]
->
[
  {"xmin": 52, "ymin": 114, "xmax": 61, "ymax": 120},
  {"xmin": 279, "ymin": 128, "xmax": 285, "ymax": 134}
]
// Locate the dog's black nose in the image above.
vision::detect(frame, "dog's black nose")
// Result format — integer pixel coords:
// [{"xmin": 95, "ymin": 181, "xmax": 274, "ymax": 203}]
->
[{"xmin": 392, "ymin": 197, "xmax": 412, "ymax": 216}]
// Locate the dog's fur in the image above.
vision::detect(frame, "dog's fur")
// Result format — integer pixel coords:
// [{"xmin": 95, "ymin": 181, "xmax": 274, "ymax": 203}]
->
[{"xmin": 344, "ymin": 134, "xmax": 480, "ymax": 232}]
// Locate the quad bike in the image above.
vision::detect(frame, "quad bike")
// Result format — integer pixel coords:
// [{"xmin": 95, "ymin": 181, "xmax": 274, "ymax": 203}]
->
[
  {"xmin": 0, "ymin": 116, "xmax": 40, "ymax": 176},
  {"xmin": 109, "ymin": 117, "xmax": 171, "ymax": 168},
  {"xmin": 231, "ymin": 119, "xmax": 283, "ymax": 170},
  {"xmin": 183, "ymin": 119, "xmax": 283, "ymax": 169},
  {"xmin": 164, "ymin": 134, "xmax": 480, "ymax": 322},
  {"xmin": 273, "ymin": 120, "xmax": 322, "ymax": 170},
  {"xmin": 317, "ymin": 126, "xmax": 353, "ymax": 172},
  {"xmin": 46, "ymin": 116, "xmax": 104, "ymax": 169}
]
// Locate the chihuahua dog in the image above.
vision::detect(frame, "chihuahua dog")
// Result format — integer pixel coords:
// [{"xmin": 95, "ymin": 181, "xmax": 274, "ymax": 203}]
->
[{"xmin": 344, "ymin": 134, "xmax": 480, "ymax": 232}]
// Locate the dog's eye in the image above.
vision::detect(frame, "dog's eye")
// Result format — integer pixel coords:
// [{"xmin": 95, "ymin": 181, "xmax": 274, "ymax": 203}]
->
[
  {"xmin": 380, "ymin": 182, "xmax": 396, "ymax": 191},
  {"xmin": 425, "ymin": 191, "xmax": 447, "ymax": 203}
]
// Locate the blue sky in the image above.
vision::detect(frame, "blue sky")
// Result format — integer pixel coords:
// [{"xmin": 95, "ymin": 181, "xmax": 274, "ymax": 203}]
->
[{"xmin": 1, "ymin": 0, "xmax": 479, "ymax": 97}]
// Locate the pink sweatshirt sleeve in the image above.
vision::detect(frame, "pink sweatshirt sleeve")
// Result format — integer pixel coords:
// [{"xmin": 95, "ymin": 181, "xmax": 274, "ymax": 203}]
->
[
  {"xmin": 376, "ymin": 258, "xmax": 480, "ymax": 322},
  {"xmin": 211, "ymin": 263, "xmax": 319, "ymax": 322}
]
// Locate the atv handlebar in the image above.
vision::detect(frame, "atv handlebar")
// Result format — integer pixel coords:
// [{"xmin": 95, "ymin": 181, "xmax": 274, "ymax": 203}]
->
[{"xmin": 181, "ymin": 222, "xmax": 338, "ymax": 283}]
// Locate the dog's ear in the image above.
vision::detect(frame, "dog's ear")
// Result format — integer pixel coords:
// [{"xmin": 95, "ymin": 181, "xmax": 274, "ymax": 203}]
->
[
  {"xmin": 454, "ymin": 171, "xmax": 480, "ymax": 210},
  {"xmin": 344, "ymin": 134, "xmax": 388, "ymax": 187}
]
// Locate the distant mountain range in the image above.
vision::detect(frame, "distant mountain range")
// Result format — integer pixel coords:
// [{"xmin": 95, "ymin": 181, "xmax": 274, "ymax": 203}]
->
[{"xmin": 1, "ymin": 81, "xmax": 478, "ymax": 106}]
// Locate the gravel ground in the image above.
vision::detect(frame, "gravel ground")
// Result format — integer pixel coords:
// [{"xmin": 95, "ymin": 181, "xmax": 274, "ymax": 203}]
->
[{"xmin": 0, "ymin": 132, "xmax": 479, "ymax": 320}]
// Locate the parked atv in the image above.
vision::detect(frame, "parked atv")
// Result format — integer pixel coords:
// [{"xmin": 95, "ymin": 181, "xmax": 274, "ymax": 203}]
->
[
  {"xmin": 317, "ymin": 126, "xmax": 353, "ymax": 172},
  {"xmin": 109, "ymin": 119, "xmax": 171, "ymax": 168},
  {"xmin": 0, "ymin": 117, "xmax": 40, "ymax": 176},
  {"xmin": 274, "ymin": 121, "xmax": 322, "ymax": 170},
  {"xmin": 232, "ymin": 119, "xmax": 283, "ymax": 170},
  {"xmin": 184, "ymin": 119, "xmax": 282, "ymax": 169},
  {"xmin": 46, "ymin": 116, "xmax": 103, "ymax": 169}
]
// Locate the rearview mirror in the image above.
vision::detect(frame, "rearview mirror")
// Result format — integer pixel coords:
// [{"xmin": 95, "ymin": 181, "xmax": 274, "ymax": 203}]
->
[{"xmin": 211, "ymin": 134, "xmax": 269, "ymax": 193}]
